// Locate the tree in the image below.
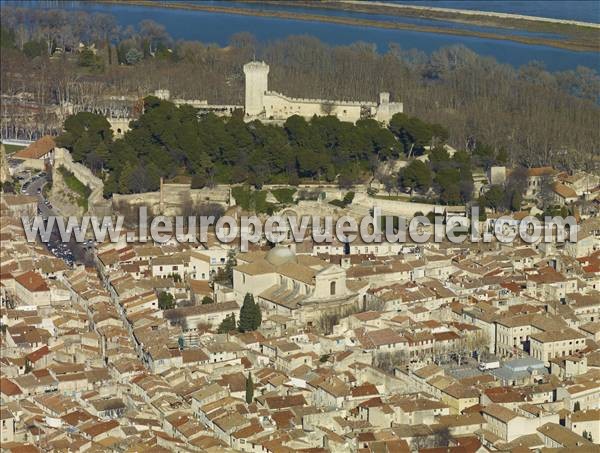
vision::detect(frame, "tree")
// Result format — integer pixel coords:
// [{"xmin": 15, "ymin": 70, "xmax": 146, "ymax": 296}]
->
[
  {"xmin": 473, "ymin": 142, "xmax": 496, "ymax": 170},
  {"xmin": 480, "ymin": 185, "xmax": 504, "ymax": 211},
  {"xmin": 399, "ymin": 160, "xmax": 432, "ymax": 192},
  {"xmin": 217, "ymin": 313, "xmax": 236, "ymax": 334},
  {"xmin": 510, "ymin": 190, "xmax": 522, "ymax": 212},
  {"xmin": 245, "ymin": 373, "xmax": 254, "ymax": 404},
  {"xmin": 23, "ymin": 40, "xmax": 45, "ymax": 58},
  {"xmin": 158, "ymin": 291, "xmax": 174, "ymax": 310},
  {"xmin": 78, "ymin": 48, "xmax": 101, "ymax": 69},
  {"xmin": 538, "ymin": 174, "xmax": 555, "ymax": 209},
  {"xmin": 57, "ymin": 112, "xmax": 113, "ymax": 163},
  {"xmin": 338, "ymin": 165, "xmax": 360, "ymax": 189},
  {"xmin": 201, "ymin": 296, "xmax": 214, "ymax": 305},
  {"xmin": 574, "ymin": 401, "xmax": 581, "ymax": 412},
  {"xmin": 216, "ymin": 249, "xmax": 236, "ymax": 286},
  {"xmin": 125, "ymin": 47, "xmax": 143, "ymax": 65},
  {"xmin": 389, "ymin": 113, "xmax": 439, "ymax": 157},
  {"xmin": 238, "ymin": 293, "xmax": 261, "ymax": 333}
]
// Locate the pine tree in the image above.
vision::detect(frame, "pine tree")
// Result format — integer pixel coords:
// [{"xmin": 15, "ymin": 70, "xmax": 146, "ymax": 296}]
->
[
  {"xmin": 253, "ymin": 300, "xmax": 262, "ymax": 331},
  {"xmin": 217, "ymin": 314, "xmax": 236, "ymax": 334},
  {"xmin": 238, "ymin": 293, "xmax": 256, "ymax": 333},
  {"xmin": 245, "ymin": 373, "xmax": 254, "ymax": 404}
]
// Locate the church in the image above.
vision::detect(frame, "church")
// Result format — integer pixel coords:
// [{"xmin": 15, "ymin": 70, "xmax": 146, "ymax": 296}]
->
[{"xmin": 232, "ymin": 246, "xmax": 369, "ymax": 328}]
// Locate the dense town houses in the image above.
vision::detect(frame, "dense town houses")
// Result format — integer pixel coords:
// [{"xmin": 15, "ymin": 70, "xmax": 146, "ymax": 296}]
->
[
  {"xmin": 1, "ymin": 159, "xmax": 599, "ymax": 451},
  {"xmin": 1, "ymin": 51, "xmax": 600, "ymax": 451}
]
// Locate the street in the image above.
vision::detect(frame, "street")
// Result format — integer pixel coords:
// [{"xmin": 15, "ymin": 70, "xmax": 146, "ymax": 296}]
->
[{"xmin": 21, "ymin": 171, "xmax": 93, "ymax": 266}]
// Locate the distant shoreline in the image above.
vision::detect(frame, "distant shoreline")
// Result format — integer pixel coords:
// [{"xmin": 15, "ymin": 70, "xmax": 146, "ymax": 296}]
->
[
  {"xmin": 341, "ymin": 0, "xmax": 600, "ymax": 29},
  {"xmin": 92, "ymin": 0, "xmax": 600, "ymax": 53}
]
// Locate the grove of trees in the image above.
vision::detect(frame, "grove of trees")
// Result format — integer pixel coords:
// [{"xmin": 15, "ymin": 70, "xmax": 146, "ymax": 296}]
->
[{"xmin": 55, "ymin": 100, "xmax": 449, "ymax": 197}]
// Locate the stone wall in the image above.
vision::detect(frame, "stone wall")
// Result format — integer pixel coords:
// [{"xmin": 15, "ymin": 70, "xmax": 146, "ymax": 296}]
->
[
  {"xmin": 49, "ymin": 168, "xmax": 85, "ymax": 217},
  {"xmin": 263, "ymin": 91, "xmax": 365, "ymax": 123},
  {"xmin": 52, "ymin": 148, "xmax": 111, "ymax": 216},
  {"xmin": 352, "ymin": 192, "xmax": 463, "ymax": 217},
  {"xmin": 112, "ymin": 183, "xmax": 231, "ymax": 216}
]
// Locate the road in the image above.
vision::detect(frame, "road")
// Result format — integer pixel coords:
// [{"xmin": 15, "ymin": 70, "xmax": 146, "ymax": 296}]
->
[{"xmin": 23, "ymin": 173, "xmax": 94, "ymax": 266}]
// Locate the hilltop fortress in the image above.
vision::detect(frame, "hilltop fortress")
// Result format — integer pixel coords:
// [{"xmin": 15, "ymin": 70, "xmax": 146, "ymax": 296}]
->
[
  {"xmin": 104, "ymin": 61, "xmax": 403, "ymax": 137},
  {"xmin": 243, "ymin": 61, "xmax": 403, "ymax": 124}
]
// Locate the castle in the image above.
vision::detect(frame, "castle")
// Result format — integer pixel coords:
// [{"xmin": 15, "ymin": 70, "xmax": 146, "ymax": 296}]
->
[
  {"xmin": 105, "ymin": 61, "xmax": 403, "ymax": 138},
  {"xmin": 243, "ymin": 61, "xmax": 403, "ymax": 124}
]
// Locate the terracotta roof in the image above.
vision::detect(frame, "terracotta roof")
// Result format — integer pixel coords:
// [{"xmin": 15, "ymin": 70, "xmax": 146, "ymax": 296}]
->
[
  {"xmin": 552, "ymin": 182, "xmax": 578, "ymax": 199},
  {"xmin": 15, "ymin": 271, "xmax": 49, "ymax": 292},
  {"xmin": 264, "ymin": 394, "xmax": 307, "ymax": 409},
  {"xmin": 351, "ymin": 383, "xmax": 379, "ymax": 398},
  {"xmin": 526, "ymin": 167, "xmax": 556, "ymax": 177},
  {"xmin": 81, "ymin": 419, "xmax": 119, "ymax": 438},
  {"xmin": 0, "ymin": 377, "xmax": 22, "ymax": 396},
  {"xmin": 482, "ymin": 403, "xmax": 519, "ymax": 423},
  {"xmin": 13, "ymin": 136, "xmax": 55, "ymax": 159},
  {"xmin": 26, "ymin": 345, "xmax": 50, "ymax": 363}
]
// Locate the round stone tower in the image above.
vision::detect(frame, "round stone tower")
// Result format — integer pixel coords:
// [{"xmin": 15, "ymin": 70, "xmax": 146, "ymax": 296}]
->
[{"xmin": 243, "ymin": 61, "xmax": 269, "ymax": 117}]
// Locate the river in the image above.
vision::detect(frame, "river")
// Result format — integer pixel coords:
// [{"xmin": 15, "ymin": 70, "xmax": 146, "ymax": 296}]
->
[{"xmin": 3, "ymin": 0, "xmax": 599, "ymax": 71}]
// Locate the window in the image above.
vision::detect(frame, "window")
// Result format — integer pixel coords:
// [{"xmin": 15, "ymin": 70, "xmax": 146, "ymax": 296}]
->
[{"xmin": 330, "ymin": 281, "xmax": 336, "ymax": 296}]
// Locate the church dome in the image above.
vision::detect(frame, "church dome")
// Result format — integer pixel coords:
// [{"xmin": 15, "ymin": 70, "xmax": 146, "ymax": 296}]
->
[{"xmin": 265, "ymin": 246, "xmax": 297, "ymax": 266}]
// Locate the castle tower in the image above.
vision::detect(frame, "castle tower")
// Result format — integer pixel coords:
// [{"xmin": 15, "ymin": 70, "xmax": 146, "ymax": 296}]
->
[{"xmin": 243, "ymin": 61, "xmax": 269, "ymax": 117}]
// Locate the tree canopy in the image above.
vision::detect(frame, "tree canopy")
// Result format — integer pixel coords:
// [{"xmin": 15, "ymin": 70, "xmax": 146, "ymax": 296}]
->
[
  {"xmin": 238, "ymin": 293, "xmax": 261, "ymax": 333},
  {"xmin": 56, "ymin": 99, "xmax": 450, "ymax": 197},
  {"xmin": 217, "ymin": 313, "xmax": 236, "ymax": 334},
  {"xmin": 158, "ymin": 291, "xmax": 174, "ymax": 310}
]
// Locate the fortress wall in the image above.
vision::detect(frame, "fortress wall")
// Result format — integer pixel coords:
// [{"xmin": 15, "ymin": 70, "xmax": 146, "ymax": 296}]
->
[
  {"xmin": 264, "ymin": 91, "xmax": 363, "ymax": 123},
  {"xmin": 355, "ymin": 196, "xmax": 463, "ymax": 217},
  {"xmin": 53, "ymin": 148, "xmax": 110, "ymax": 215},
  {"xmin": 113, "ymin": 184, "xmax": 231, "ymax": 216}
]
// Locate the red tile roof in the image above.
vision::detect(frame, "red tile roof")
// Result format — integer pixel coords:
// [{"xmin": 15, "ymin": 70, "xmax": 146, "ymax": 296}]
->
[
  {"xmin": 13, "ymin": 136, "xmax": 56, "ymax": 160},
  {"xmin": 0, "ymin": 377, "xmax": 22, "ymax": 396},
  {"xmin": 26, "ymin": 345, "xmax": 50, "ymax": 363},
  {"xmin": 15, "ymin": 271, "xmax": 49, "ymax": 292}
]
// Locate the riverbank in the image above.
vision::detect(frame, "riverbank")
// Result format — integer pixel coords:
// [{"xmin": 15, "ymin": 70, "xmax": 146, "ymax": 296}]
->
[
  {"xmin": 340, "ymin": 0, "xmax": 600, "ymax": 28},
  {"xmin": 94, "ymin": 0, "xmax": 600, "ymax": 53}
]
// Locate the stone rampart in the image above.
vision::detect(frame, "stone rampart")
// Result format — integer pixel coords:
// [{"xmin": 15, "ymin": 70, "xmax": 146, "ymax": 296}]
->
[{"xmin": 53, "ymin": 148, "xmax": 111, "ymax": 216}]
